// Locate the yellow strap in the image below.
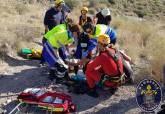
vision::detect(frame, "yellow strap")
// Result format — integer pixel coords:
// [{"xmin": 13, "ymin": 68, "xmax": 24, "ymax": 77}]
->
[
  {"xmin": 81, "ymin": 18, "xmax": 87, "ymax": 26},
  {"xmin": 38, "ymin": 105, "xmax": 64, "ymax": 112}
]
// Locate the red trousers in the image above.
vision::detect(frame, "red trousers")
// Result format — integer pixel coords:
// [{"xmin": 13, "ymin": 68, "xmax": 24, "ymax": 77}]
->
[
  {"xmin": 86, "ymin": 68, "xmax": 118, "ymax": 88},
  {"xmin": 85, "ymin": 49, "xmax": 123, "ymax": 89},
  {"xmin": 86, "ymin": 67, "xmax": 101, "ymax": 88}
]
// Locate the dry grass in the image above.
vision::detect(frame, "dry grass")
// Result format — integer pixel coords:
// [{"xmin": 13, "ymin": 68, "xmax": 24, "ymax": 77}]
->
[
  {"xmin": 111, "ymin": 16, "xmax": 165, "ymax": 83},
  {"xmin": 107, "ymin": 0, "xmax": 165, "ymax": 20},
  {"xmin": 0, "ymin": 0, "xmax": 46, "ymax": 56},
  {"xmin": 146, "ymin": 30, "xmax": 165, "ymax": 82}
]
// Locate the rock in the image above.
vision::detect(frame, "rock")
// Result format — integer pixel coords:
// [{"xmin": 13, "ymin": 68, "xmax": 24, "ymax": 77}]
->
[{"xmin": 6, "ymin": 99, "xmax": 12, "ymax": 103}]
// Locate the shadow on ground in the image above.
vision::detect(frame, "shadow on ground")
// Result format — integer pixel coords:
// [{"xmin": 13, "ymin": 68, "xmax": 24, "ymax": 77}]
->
[
  {"xmin": 0, "ymin": 67, "xmax": 49, "ymax": 94},
  {"xmin": 3, "ymin": 54, "xmax": 40, "ymax": 67},
  {"xmin": 0, "ymin": 55, "xmax": 139, "ymax": 114},
  {"xmin": 96, "ymin": 97, "xmax": 138, "ymax": 114},
  {"xmin": 3, "ymin": 100, "xmax": 49, "ymax": 114}
]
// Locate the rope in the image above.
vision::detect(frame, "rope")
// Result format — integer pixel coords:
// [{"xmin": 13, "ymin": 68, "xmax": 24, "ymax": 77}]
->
[{"xmin": 9, "ymin": 102, "xmax": 24, "ymax": 114}]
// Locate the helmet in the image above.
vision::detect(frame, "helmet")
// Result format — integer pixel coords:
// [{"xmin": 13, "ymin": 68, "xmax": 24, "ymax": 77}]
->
[
  {"xmin": 81, "ymin": 7, "xmax": 88, "ymax": 12},
  {"xmin": 101, "ymin": 8, "xmax": 111, "ymax": 17},
  {"xmin": 98, "ymin": 34, "xmax": 110, "ymax": 45},
  {"xmin": 55, "ymin": 0, "xmax": 65, "ymax": 6}
]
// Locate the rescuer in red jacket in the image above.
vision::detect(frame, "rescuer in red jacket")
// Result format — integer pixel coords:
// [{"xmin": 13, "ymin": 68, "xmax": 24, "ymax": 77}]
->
[{"xmin": 85, "ymin": 34, "xmax": 124, "ymax": 98}]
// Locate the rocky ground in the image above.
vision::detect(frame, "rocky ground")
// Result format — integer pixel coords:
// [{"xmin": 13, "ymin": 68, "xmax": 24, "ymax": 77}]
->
[{"xmin": 0, "ymin": 54, "xmax": 164, "ymax": 114}]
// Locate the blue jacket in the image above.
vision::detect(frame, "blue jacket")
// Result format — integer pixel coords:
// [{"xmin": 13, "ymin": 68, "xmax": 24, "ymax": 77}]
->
[
  {"xmin": 105, "ymin": 26, "xmax": 117, "ymax": 44},
  {"xmin": 75, "ymin": 32, "xmax": 97, "ymax": 59},
  {"xmin": 92, "ymin": 24, "xmax": 117, "ymax": 44}
]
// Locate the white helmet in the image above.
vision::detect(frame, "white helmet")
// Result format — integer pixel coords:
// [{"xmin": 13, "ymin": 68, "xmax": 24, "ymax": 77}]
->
[{"xmin": 101, "ymin": 8, "xmax": 111, "ymax": 17}]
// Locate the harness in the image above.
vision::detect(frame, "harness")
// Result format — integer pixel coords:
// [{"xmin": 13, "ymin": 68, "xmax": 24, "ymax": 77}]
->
[
  {"xmin": 80, "ymin": 16, "xmax": 88, "ymax": 27},
  {"xmin": 100, "ymin": 48, "xmax": 125, "ymax": 86}
]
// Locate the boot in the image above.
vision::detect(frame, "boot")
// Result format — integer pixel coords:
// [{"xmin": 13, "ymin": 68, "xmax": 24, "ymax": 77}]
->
[
  {"xmin": 86, "ymin": 87, "xmax": 99, "ymax": 98},
  {"xmin": 158, "ymin": 104, "xmax": 165, "ymax": 114},
  {"xmin": 38, "ymin": 62, "xmax": 46, "ymax": 67},
  {"xmin": 161, "ymin": 104, "xmax": 165, "ymax": 109},
  {"xmin": 109, "ymin": 88, "xmax": 118, "ymax": 95},
  {"xmin": 56, "ymin": 78, "xmax": 66, "ymax": 84}
]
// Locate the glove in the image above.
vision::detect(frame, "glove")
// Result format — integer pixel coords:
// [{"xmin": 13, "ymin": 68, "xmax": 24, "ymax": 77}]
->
[
  {"xmin": 57, "ymin": 58, "xmax": 68, "ymax": 69},
  {"xmin": 82, "ymin": 51, "xmax": 89, "ymax": 58},
  {"xmin": 65, "ymin": 51, "xmax": 70, "ymax": 59}
]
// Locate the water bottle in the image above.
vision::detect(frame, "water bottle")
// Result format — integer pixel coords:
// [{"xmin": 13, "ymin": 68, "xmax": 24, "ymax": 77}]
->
[
  {"xmin": 76, "ymin": 65, "xmax": 86, "ymax": 81},
  {"xmin": 68, "ymin": 59, "xmax": 76, "ymax": 78}
]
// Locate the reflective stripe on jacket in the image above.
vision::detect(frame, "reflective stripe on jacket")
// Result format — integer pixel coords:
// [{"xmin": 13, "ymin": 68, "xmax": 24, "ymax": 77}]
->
[{"xmin": 44, "ymin": 24, "xmax": 74, "ymax": 48}]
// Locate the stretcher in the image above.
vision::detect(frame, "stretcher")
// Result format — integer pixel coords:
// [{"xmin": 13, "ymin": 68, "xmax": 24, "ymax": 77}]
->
[{"xmin": 9, "ymin": 88, "xmax": 76, "ymax": 114}]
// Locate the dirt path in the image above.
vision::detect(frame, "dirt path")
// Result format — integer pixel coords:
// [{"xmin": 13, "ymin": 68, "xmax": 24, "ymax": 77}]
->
[{"xmin": 0, "ymin": 54, "xmax": 159, "ymax": 114}]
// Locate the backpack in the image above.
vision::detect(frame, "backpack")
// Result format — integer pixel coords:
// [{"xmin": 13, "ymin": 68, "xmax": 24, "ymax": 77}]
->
[
  {"xmin": 20, "ymin": 48, "xmax": 42, "ymax": 59},
  {"xmin": 100, "ymin": 48, "xmax": 125, "ymax": 87}
]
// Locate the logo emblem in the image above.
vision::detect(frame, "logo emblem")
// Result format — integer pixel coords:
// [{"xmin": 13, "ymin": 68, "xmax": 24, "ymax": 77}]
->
[{"xmin": 136, "ymin": 79, "xmax": 162, "ymax": 112}]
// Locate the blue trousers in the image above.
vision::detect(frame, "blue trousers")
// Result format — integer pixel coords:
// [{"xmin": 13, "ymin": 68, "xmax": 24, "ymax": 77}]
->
[{"xmin": 42, "ymin": 41, "xmax": 66, "ymax": 67}]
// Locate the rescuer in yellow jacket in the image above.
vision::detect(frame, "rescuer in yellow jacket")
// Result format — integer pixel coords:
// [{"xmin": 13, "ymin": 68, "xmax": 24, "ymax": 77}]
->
[
  {"xmin": 82, "ymin": 22, "xmax": 117, "ymax": 44},
  {"xmin": 44, "ymin": 23, "xmax": 80, "ymax": 60},
  {"xmin": 42, "ymin": 23, "xmax": 80, "ymax": 80}
]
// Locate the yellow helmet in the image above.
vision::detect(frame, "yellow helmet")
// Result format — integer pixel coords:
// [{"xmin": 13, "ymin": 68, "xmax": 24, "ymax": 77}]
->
[
  {"xmin": 81, "ymin": 7, "xmax": 88, "ymax": 12},
  {"xmin": 98, "ymin": 34, "xmax": 110, "ymax": 45},
  {"xmin": 55, "ymin": 0, "xmax": 64, "ymax": 6}
]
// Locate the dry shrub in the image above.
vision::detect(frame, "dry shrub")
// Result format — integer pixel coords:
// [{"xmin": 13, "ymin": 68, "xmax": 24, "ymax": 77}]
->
[
  {"xmin": 15, "ymin": 4, "xmax": 29, "ymax": 15},
  {"xmin": 117, "ymin": 30, "xmax": 143, "ymax": 62},
  {"xmin": 112, "ymin": 16, "xmax": 165, "ymax": 84},
  {"xmin": 141, "ymin": 23, "xmax": 165, "ymax": 83},
  {"xmin": 15, "ymin": 0, "xmax": 46, "ymax": 4},
  {"xmin": 0, "ymin": 43, "xmax": 9, "ymax": 61},
  {"xmin": 65, "ymin": 0, "xmax": 80, "ymax": 10},
  {"xmin": 0, "ymin": 27, "xmax": 41, "ymax": 61},
  {"xmin": 0, "ymin": 5, "xmax": 15, "ymax": 15},
  {"xmin": 10, "ymin": 26, "xmax": 42, "ymax": 42},
  {"xmin": 145, "ymin": 33, "xmax": 165, "ymax": 83},
  {"xmin": 108, "ymin": 0, "xmax": 115, "ymax": 4},
  {"xmin": 0, "ymin": 0, "xmax": 46, "ymax": 58},
  {"xmin": 12, "ymin": 40, "xmax": 27, "ymax": 53},
  {"xmin": 112, "ymin": 17, "xmax": 146, "ymax": 62},
  {"xmin": 133, "ymin": 9, "xmax": 147, "ymax": 18},
  {"xmin": 88, "ymin": 8, "xmax": 96, "ymax": 15}
]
